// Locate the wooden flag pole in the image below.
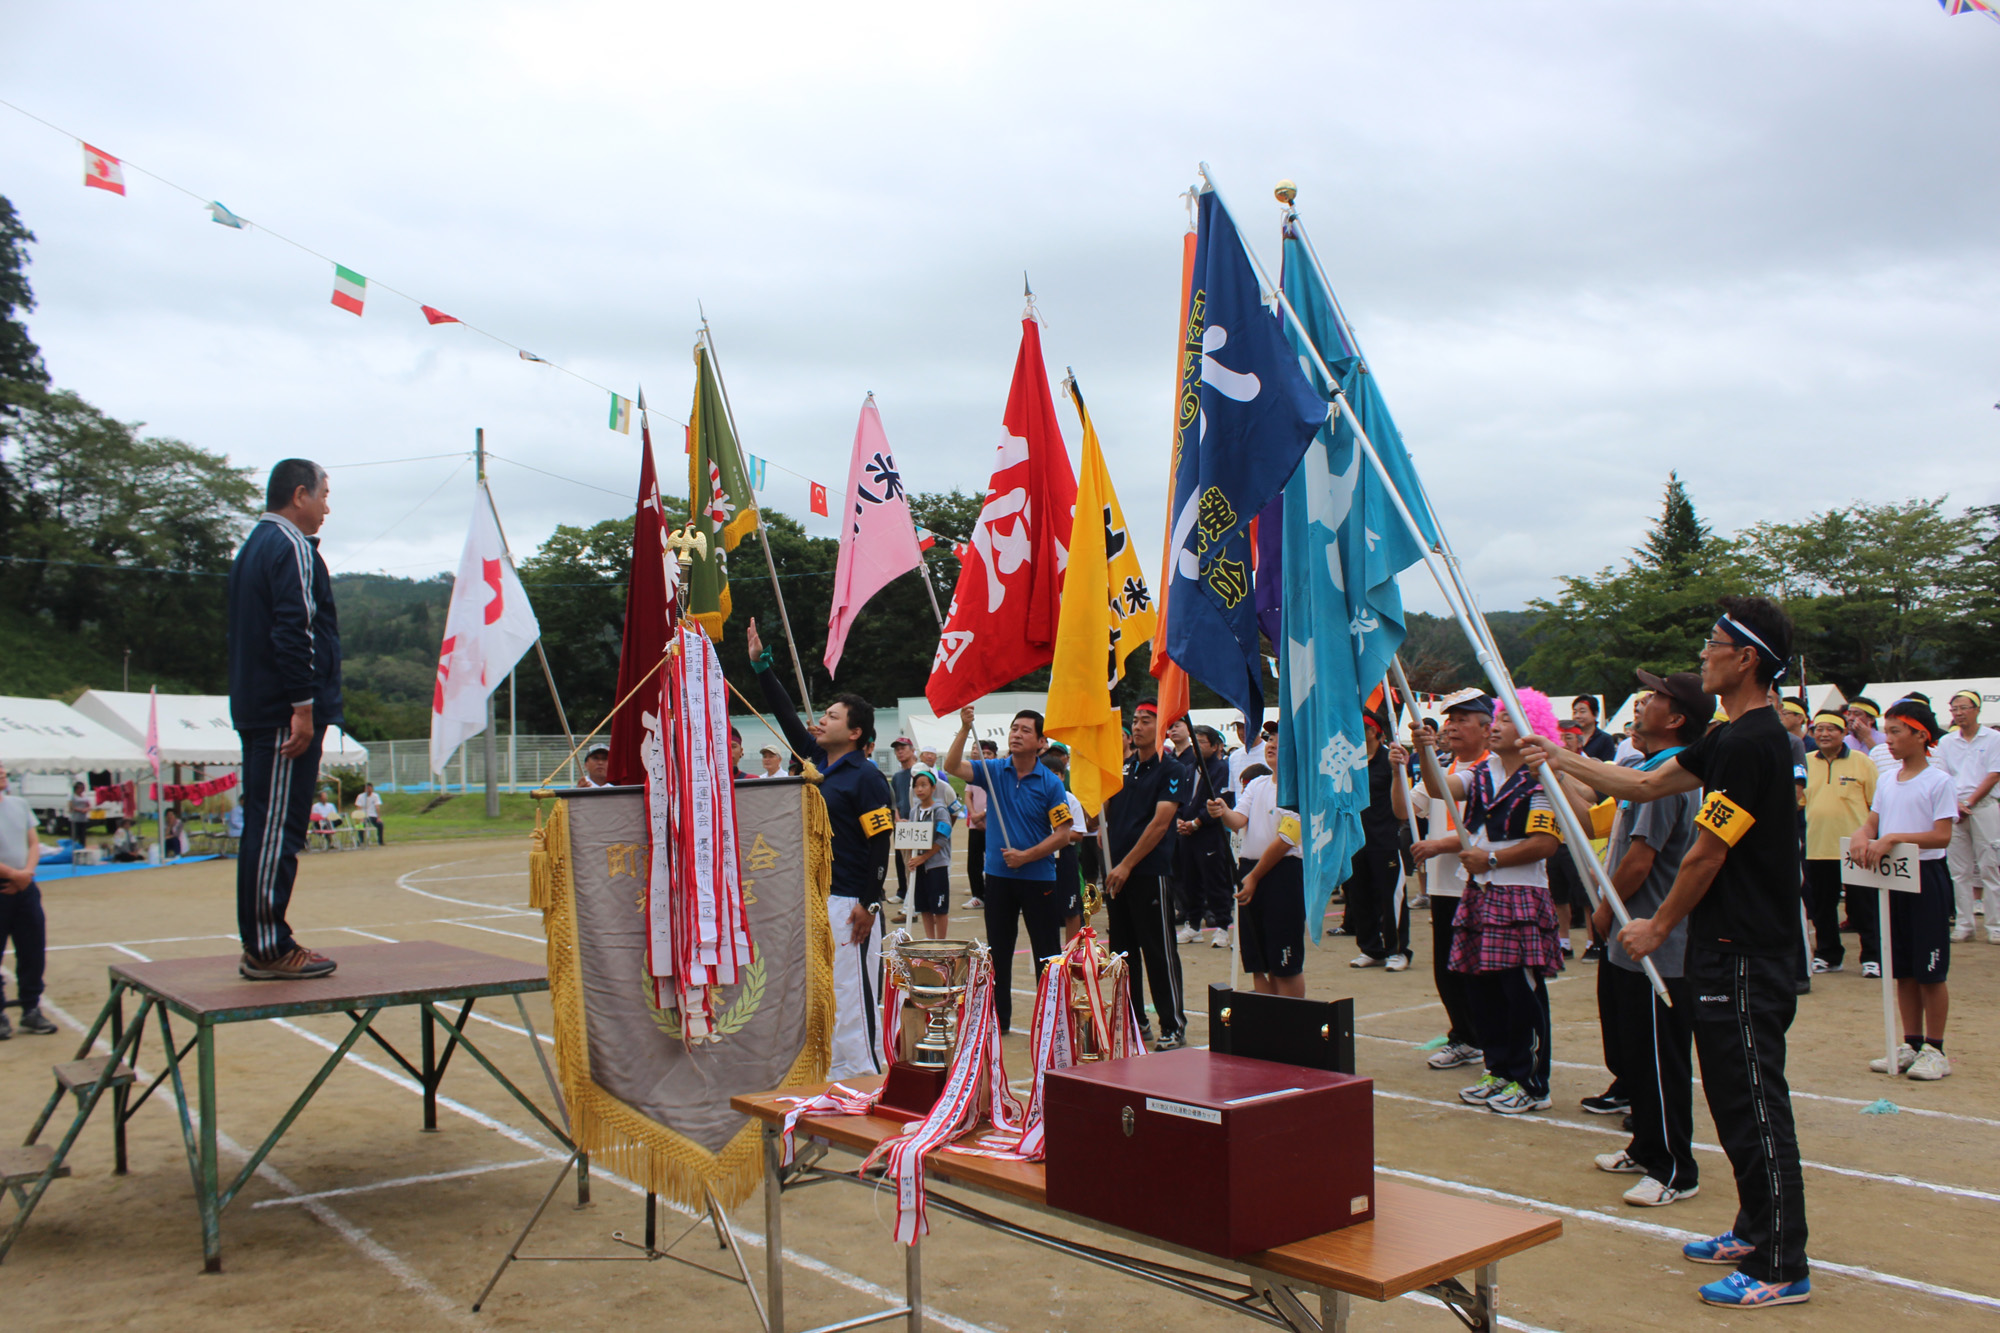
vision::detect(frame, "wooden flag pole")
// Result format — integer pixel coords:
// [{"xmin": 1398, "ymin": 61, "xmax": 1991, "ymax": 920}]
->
[
  {"xmin": 1201, "ymin": 164, "xmax": 1669, "ymax": 1004},
  {"xmin": 698, "ymin": 318, "xmax": 816, "ymax": 716}
]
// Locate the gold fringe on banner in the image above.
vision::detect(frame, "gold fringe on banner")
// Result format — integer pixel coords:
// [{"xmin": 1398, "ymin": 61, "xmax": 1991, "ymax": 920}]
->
[{"xmin": 530, "ymin": 788, "xmax": 834, "ymax": 1211}]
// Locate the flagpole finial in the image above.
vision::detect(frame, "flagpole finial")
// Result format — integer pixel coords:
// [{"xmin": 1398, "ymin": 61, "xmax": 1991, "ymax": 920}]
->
[{"xmin": 1274, "ymin": 179, "xmax": 1297, "ymax": 205}]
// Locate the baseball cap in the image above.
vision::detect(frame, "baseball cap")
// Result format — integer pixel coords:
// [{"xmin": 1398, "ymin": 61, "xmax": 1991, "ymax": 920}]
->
[
  {"xmin": 760, "ymin": 744, "xmax": 779, "ymax": 756},
  {"xmin": 1557, "ymin": 719, "xmax": 1583, "ymax": 733},
  {"xmin": 584, "ymin": 744, "xmax": 610, "ymax": 760},
  {"xmin": 1438, "ymin": 687, "xmax": 1494, "ymax": 718},
  {"xmin": 891, "ymin": 736, "xmax": 913, "ymax": 747},
  {"xmin": 1633, "ymin": 669, "xmax": 1715, "ymax": 728}
]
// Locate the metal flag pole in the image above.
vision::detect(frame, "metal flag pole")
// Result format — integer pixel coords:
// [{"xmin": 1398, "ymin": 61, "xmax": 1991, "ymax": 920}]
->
[
  {"xmin": 698, "ymin": 316, "xmax": 816, "ymax": 715},
  {"xmin": 1198, "ymin": 163, "xmax": 1668, "ymax": 1003},
  {"xmin": 478, "ymin": 447, "xmax": 578, "ymax": 780}
]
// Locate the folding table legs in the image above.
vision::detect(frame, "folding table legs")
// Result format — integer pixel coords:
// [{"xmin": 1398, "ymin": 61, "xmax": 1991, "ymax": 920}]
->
[{"xmin": 764, "ymin": 1124, "xmax": 786, "ymax": 1333}]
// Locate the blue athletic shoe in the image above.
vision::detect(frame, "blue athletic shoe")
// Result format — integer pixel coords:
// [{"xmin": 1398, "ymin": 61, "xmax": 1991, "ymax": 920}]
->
[
  {"xmin": 1682, "ymin": 1231, "xmax": 1756, "ymax": 1265},
  {"xmin": 1697, "ymin": 1270, "xmax": 1811, "ymax": 1308}
]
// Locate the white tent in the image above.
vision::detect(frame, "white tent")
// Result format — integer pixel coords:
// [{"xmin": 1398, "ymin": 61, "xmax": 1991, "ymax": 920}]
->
[
  {"xmin": 1859, "ymin": 679, "xmax": 2000, "ymax": 727},
  {"xmin": 0, "ymin": 696, "xmax": 147, "ymax": 771},
  {"xmin": 71, "ymin": 689, "xmax": 369, "ymax": 767}
]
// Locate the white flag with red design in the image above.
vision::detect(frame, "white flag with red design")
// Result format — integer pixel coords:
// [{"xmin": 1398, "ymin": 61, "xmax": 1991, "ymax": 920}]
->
[
  {"xmin": 430, "ymin": 493, "xmax": 542, "ymax": 774},
  {"xmin": 83, "ymin": 143, "xmax": 125, "ymax": 196}
]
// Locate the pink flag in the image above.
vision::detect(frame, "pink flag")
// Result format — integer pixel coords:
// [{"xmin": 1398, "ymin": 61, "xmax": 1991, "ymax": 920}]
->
[
  {"xmin": 824, "ymin": 395, "xmax": 925, "ymax": 677},
  {"xmin": 144, "ymin": 686, "xmax": 161, "ymax": 777}
]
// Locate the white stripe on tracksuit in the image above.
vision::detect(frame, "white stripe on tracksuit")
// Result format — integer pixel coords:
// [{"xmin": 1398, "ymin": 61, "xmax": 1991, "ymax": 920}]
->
[{"xmin": 253, "ymin": 726, "xmax": 295, "ymax": 958}]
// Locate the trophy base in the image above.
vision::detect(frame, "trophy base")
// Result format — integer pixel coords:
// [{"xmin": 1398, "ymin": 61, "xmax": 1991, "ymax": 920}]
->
[{"xmin": 876, "ymin": 1060, "xmax": 951, "ymax": 1123}]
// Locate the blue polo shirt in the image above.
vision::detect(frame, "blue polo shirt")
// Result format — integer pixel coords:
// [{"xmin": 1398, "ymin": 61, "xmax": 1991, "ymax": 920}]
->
[{"xmin": 966, "ymin": 756, "xmax": 1071, "ymax": 882}]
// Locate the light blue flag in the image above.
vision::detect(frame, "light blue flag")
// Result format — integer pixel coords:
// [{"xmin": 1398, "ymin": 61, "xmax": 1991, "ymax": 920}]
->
[
  {"xmin": 207, "ymin": 201, "xmax": 247, "ymax": 229},
  {"xmin": 1275, "ymin": 227, "xmax": 1437, "ymax": 938},
  {"xmin": 746, "ymin": 453, "xmax": 768, "ymax": 491}
]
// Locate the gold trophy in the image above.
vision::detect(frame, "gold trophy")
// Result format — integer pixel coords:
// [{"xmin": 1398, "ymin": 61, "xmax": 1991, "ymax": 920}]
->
[
  {"xmin": 877, "ymin": 939, "xmax": 976, "ymax": 1121},
  {"xmin": 1065, "ymin": 933, "xmax": 1126, "ymax": 1063}
]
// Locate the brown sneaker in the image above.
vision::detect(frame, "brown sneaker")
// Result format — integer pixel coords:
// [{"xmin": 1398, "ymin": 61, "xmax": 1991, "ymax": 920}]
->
[{"xmin": 239, "ymin": 948, "xmax": 338, "ymax": 980}]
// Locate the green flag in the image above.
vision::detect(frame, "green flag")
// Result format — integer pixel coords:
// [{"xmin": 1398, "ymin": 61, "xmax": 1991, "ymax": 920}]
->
[{"xmin": 685, "ymin": 342, "xmax": 760, "ymax": 639}]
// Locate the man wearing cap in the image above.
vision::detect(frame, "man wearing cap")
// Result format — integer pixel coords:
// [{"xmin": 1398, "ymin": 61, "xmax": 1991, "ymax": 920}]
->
[
  {"xmin": 946, "ymin": 706, "xmax": 1074, "ymax": 1034},
  {"xmin": 1589, "ymin": 671, "xmax": 1708, "ymax": 1208},
  {"xmin": 1803, "ymin": 706, "xmax": 1879, "ymax": 974},
  {"xmin": 1522, "ymin": 595, "xmax": 1811, "ymax": 1309},
  {"xmin": 888, "ymin": 736, "xmax": 919, "ymax": 903},
  {"xmin": 1100, "ymin": 700, "xmax": 1189, "ymax": 1048},
  {"xmin": 579, "ymin": 744, "xmax": 614, "ymax": 787},
  {"xmin": 1940, "ymin": 689, "xmax": 2000, "ymax": 943},
  {"xmin": 746, "ymin": 619, "xmax": 895, "ymax": 1079},
  {"xmin": 757, "ymin": 745, "xmax": 784, "ymax": 779},
  {"xmin": 1407, "ymin": 689, "xmax": 1492, "ymax": 1071},
  {"xmin": 1175, "ymin": 725, "xmax": 1238, "ymax": 949}
]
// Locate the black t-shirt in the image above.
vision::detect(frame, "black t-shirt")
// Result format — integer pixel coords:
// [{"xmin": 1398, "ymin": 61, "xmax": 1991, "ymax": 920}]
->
[
  {"xmin": 1581, "ymin": 729, "xmax": 1619, "ymax": 764},
  {"xmin": 1360, "ymin": 750, "xmax": 1401, "ymax": 844},
  {"xmin": 1674, "ymin": 705, "xmax": 1801, "ymax": 956},
  {"xmin": 1104, "ymin": 751, "xmax": 1187, "ymax": 877}
]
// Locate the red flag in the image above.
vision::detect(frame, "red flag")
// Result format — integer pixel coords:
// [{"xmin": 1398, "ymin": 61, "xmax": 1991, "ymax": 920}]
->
[
  {"xmin": 917, "ymin": 533, "xmax": 936, "ymax": 552},
  {"xmin": 1149, "ymin": 228, "xmax": 1198, "ymax": 733},
  {"xmin": 808, "ymin": 482, "xmax": 828, "ymax": 516},
  {"xmin": 924, "ymin": 317, "xmax": 1078, "ymax": 715},
  {"xmin": 608, "ymin": 415, "xmax": 676, "ymax": 785},
  {"xmin": 421, "ymin": 305, "xmax": 460, "ymax": 325}
]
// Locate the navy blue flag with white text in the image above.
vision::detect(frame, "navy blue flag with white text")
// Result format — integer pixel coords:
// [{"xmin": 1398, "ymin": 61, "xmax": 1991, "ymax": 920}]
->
[{"xmin": 1161, "ymin": 188, "xmax": 1325, "ymax": 729}]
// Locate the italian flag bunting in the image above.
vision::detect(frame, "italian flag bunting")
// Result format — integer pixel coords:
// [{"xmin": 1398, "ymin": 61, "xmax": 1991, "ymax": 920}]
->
[{"xmin": 331, "ymin": 264, "xmax": 367, "ymax": 316}]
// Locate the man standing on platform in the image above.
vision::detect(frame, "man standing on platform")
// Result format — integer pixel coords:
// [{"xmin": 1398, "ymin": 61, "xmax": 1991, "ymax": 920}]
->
[
  {"xmin": 946, "ymin": 706, "xmax": 1073, "ymax": 1034},
  {"xmin": 747, "ymin": 620, "xmax": 894, "ymax": 1079},
  {"xmin": 1524, "ymin": 595, "xmax": 1810, "ymax": 1309},
  {"xmin": 1101, "ymin": 701, "xmax": 1188, "ymax": 1049},
  {"xmin": 227, "ymin": 460, "xmax": 342, "ymax": 982}
]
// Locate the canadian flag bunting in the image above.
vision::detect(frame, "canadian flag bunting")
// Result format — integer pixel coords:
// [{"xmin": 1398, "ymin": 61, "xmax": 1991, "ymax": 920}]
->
[
  {"xmin": 430, "ymin": 493, "xmax": 542, "ymax": 774},
  {"xmin": 924, "ymin": 317, "xmax": 1078, "ymax": 714},
  {"xmin": 83, "ymin": 143, "xmax": 125, "ymax": 196}
]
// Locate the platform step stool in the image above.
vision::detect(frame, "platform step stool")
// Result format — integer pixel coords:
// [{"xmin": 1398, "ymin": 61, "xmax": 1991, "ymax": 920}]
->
[
  {"xmin": 2, "ymin": 1146, "xmax": 71, "ymax": 1213},
  {"xmin": 44, "ymin": 1057, "xmax": 137, "ymax": 1176}
]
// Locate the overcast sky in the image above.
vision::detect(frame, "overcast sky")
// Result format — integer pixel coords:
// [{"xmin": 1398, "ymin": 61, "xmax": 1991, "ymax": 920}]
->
[{"xmin": 3, "ymin": 1, "xmax": 1995, "ymax": 621}]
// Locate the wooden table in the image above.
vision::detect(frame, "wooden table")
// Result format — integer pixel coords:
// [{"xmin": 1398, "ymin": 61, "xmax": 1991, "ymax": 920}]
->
[
  {"xmin": 733, "ymin": 1077, "xmax": 1561, "ymax": 1333},
  {"xmin": 3, "ymin": 942, "xmax": 567, "ymax": 1271}
]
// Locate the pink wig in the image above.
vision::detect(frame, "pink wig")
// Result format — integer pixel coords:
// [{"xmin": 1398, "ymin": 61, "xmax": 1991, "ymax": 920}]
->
[{"xmin": 1495, "ymin": 687, "xmax": 1561, "ymax": 743}]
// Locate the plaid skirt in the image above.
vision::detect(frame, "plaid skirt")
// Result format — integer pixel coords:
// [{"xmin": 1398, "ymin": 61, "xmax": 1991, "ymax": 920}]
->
[{"xmin": 1449, "ymin": 878, "xmax": 1564, "ymax": 978}]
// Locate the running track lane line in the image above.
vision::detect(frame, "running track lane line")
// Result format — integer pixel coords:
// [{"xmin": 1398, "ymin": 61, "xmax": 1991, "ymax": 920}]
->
[{"xmin": 1377, "ymin": 1165, "xmax": 2000, "ymax": 1314}]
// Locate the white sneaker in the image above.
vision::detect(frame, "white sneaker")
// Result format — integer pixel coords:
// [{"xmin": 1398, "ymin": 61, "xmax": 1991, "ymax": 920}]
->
[
  {"xmin": 1175, "ymin": 926, "xmax": 1200, "ymax": 944},
  {"xmin": 1594, "ymin": 1150, "xmax": 1645, "ymax": 1174},
  {"xmin": 1426, "ymin": 1041, "xmax": 1483, "ymax": 1070},
  {"xmin": 1907, "ymin": 1047, "xmax": 1952, "ymax": 1081},
  {"xmin": 1349, "ymin": 954, "xmax": 1385, "ymax": 969},
  {"xmin": 963, "ymin": 898, "xmax": 983, "ymax": 910},
  {"xmin": 1210, "ymin": 928, "xmax": 1231, "ymax": 949},
  {"xmin": 1623, "ymin": 1176, "xmax": 1699, "ymax": 1207},
  {"xmin": 1861, "ymin": 962, "xmax": 1882, "ymax": 979},
  {"xmin": 1989, "ymin": 929, "xmax": 2000, "ymax": 945},
  {"xmin": 1385, "ymin": 953, "xmax": 1409, "ymax": 972},
  {"xmin": 1870, "ymin": 1042, "xmax": 1917, "ymax": 1074},
  {"xmin": 1950, "ymin": 925, "xmax": 1973, "ymax": 943}
]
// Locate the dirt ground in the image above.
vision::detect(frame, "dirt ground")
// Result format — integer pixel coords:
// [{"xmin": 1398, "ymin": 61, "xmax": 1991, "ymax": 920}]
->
[{"xmin": 2, "ymin": 837, "xmax": 1996, "ymax": 1332}]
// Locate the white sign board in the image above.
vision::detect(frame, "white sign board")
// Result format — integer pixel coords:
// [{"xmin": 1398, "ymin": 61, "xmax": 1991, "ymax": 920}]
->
[
  {"xmin": 893, "ymin": 820, "xmax": 935, "ymax": 853},
  {"xmin": 1839, "ymin": 837, "xmax": 1919, "ymax": 892}
]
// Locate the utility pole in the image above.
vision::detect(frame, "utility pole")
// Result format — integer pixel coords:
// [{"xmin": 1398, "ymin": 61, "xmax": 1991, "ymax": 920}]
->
[{"xmin": 478, "ymin": 427, "xmax": 500, "ymax": 818}]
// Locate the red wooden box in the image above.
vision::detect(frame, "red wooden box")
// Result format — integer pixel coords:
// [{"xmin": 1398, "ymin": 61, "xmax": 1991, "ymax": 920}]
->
[{"xmin": 1042, "ymin": 1048, "xmax": 1374, "ymax": 1258}]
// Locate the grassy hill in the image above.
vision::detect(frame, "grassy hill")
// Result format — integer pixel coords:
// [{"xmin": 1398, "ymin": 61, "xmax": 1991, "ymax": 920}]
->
[{"xmin": 0, "ymin": 606, "xmax": 206, "ymax": 700}]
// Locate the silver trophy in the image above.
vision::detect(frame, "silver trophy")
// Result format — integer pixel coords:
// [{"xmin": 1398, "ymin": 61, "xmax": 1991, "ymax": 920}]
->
[{"xmin": 883, "ymin": 939, "xmax": 976, "ymax": 1068}]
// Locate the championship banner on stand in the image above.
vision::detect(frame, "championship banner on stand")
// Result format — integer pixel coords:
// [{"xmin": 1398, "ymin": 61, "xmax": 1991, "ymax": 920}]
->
[{"xmin": 528, "ymin": 780, "xmax": 834, "ymax": 1208}]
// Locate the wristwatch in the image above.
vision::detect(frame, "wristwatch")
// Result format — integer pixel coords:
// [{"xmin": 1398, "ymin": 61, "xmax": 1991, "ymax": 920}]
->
[
  {"xmin": 1486, "ymin": 850, "xmax": 1499, "ymax": 872},
  {"xmin": 863, "ymin": 901, "xmax": 882, "ymax": 916}
]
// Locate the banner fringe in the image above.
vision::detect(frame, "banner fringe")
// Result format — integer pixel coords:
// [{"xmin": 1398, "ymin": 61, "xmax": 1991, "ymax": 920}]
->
[{"xmin": 531, "ymin": 788, "xmax": 834, "ymax": 1211}]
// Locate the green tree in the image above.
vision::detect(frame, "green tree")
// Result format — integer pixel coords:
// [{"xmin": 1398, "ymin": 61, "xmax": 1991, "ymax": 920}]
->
[
  {"xmin": 0, "ymin": 195, "xmax": 47, "ymax": 397},
  {"xmin": 1522, "ymin": 474, "xmax": 1749, "ymax": 702},
  {"xmin": 515, "ymin": 516, "xmax": 638, "ymax": 735},
  {"xmin": 0, "ymin": 385, "xmax": 257, "ymax": 689}
]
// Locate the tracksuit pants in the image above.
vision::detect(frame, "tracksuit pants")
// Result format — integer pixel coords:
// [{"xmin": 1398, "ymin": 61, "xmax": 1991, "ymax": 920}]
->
[
  {"xmin": 1430, "ymin": 895, "xmax": 1480, "ymax": 1050},
  {"xmin": 982, "ymin": 872, "xmax": 1065, "ymax": 1033},
  {"xmin": 828, "ymin": 895, "xmax": 884, "ymax": 1080},
  {"xmin": 1948, "ymin": 800, "xmax": 1999, "ymax": 930},
  {"xmin": 1471, "ymin": 968, "xmax": 1552, "ymax": 1098},
  {"xmin": 1177, "ymin": 828, "xmax": 1236, "ymax": 930},
  {"xmin": 0, "ymin": 882, "xmax": 47, "ymax": 1013},
  {"xmin": 236, "ymin": 724, "xmax": 323, "ymax": 963},
  {"xmin": 1594, "ymin": 954, "xmax": 1627, "ymax": 1101},
  {"xmin": 1346, "ymin": 837, "xmax": 1409, "ymax": 960},
  {"xmin": 1108, "ymin": 871, "xmax": 1183, "ymax": 1041},
  {"xmin": 1604, "ymin": 963, "xmax": 1698, "ymax": 1190},
  {"xmin": 1689, "ymin": 945, "xmax": 1809, "ymax": 1284},
  {"xmin": 966, "ymin": 828, "xmax": 986, "ymax": 900},
  {"xmin": 1803, "ymin": 860, "xmax": 1847, "ymax": 967}
]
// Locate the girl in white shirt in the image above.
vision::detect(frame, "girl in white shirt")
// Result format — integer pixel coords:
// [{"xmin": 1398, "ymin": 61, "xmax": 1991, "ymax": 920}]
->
[{"xmin": 1852, "ymin": 699, "xmax": 1958, "ymax": 1080}]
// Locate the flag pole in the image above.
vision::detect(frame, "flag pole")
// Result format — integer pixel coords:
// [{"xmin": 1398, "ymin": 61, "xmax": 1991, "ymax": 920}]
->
[
  {"xmin": 698, "ymin": 317, "xmax": 816, "ymax": 715},
  {"xmin": 479, "ymin": 470, "xmax": 578, "ymax": 779},
  {"xmin": 1197, "ymin": 164, "xmax": 1668, "ymax": 1004}
]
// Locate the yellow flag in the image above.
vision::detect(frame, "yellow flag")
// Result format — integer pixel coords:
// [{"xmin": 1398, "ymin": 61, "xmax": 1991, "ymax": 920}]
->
[{"xmin": 1045, "ymin": 377, "xmax": 1159, "ymax": 817}]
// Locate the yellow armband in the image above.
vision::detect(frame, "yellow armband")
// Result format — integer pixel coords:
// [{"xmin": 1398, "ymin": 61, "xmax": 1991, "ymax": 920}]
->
[
  {"xmin": 1694, "ymin": 793, "xmax": 1753, "ymax": 846},
  {"xmin": 860, "ymin": 807, "xmax": 895, "ymax": 838},
  {"xmin": 1525, "ymin": 809, "xmax": 1564, "ymax": 841},
  {"xmin": 1048, "ymin": 802, "xmax": 1073, "ymax": 828},
  {"xmin": 1276, "ymin": 814, "xmax": 1303, "ymax": 847}
]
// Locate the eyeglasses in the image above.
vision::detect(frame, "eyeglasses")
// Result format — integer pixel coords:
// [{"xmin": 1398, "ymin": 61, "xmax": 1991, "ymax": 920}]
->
[{"xmin": 1701, "ymin": 638, "xmax": 1747, "ymax": 654}]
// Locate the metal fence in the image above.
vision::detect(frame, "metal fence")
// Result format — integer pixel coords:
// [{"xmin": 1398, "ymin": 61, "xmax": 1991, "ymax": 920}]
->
[{"xmin": 360, "ymin": 735, "xmax": 586, "ymax": 793}]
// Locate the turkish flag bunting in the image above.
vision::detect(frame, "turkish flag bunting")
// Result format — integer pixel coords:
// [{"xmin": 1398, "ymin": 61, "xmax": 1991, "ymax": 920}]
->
[
  {"xmin": 609, "ymin": 416, "xmax": 678, "ymax": 784},
  {"xmin": 924, "ymin": 317, "xmax": 1077, "ymax": 714},
  {"xmin": 809, "ymin": 482, "xmax": 829, "ymax": 516},
  {"xmin": 421, "ymin": 305, "xmax": 460, "ymax": 325}
]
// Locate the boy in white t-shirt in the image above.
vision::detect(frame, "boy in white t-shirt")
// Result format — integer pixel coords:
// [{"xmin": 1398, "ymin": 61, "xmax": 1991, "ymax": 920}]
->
[
  {"xmin": 1851, "ymin": 699, "xmax": 1959, "ymax": 1081},
  {"xmin": 1209, "ymin": 730, "xmax": 1305, "ymax": 997}
]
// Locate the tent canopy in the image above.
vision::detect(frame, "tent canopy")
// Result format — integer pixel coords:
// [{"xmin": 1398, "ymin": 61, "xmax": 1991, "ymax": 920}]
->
[
  {"xmin": 0, "ymin": 697, "xmax": 148, "ymax": 771},
  {"xmin": 71, "ymin": 690, "xmax": 368, "ymax": 766}
]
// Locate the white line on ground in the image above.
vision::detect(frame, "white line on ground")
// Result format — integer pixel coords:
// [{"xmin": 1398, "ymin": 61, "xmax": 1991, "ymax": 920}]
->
[
  {"xmin": 48, "ymin": 932, "xmax": 240, "ymax": 952},
  {"xmin": 441, "ymin": 920, "xmax": 546, "ymax": 945},
  {"xmin": 339, "ymin": 927, "xmax": 400, "ymax": 943},
  {"xmin": 396, "ymin": 862, "xmax": 531, "ymax": 913},
  {"xmin": 1378, "ymin": 1165, "xmax": 2000, "ymax": 1313},
  {"xmin": 250, "ymin": 1159, "xmax": 547, "ymax": 1208},
  {"xmin": 1373, "ymin": 1088, "xmax": 2000, "ymax": 1205},
  {"xmin": 404, "ymin": 873, "xmax": 528, "ymax": 884}
]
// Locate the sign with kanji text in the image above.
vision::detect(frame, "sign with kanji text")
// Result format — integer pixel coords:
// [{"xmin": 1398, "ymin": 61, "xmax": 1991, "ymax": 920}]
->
[
  {"xmin": 1838, "ymin": 836, "xmax": 1919, "ymax": 892},
  {"xmin": 893, "ymin": 819, "xmax": 935, "ymax": 853}
]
